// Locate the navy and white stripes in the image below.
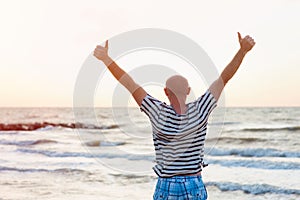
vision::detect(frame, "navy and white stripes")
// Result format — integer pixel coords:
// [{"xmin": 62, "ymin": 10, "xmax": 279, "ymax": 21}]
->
[{"xmin": 140, "ymin": 90, "xmax": 217, "ymax": 177}]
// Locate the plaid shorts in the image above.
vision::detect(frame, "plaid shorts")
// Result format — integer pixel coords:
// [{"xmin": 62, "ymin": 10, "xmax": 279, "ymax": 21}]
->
[{"xmin": 153, "ymin": 175, "xmax": 208, "ymax": 200}]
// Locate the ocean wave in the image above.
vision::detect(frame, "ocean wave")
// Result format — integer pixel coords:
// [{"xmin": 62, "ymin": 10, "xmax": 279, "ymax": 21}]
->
[
  {"xmin": 206, "ymin": 158, "xmax": 300, "ymax": 170},
  {"xmin": 206, "ymin": 137, "xmax": 267, "ymax": 144},
  {"xmin": 227, "ymin": 126, "xmax": 300, "ymax": 133},
  {"xmin": 207, "ymin": 148, "xmax": 300, "ymax": 158},
  {"xmin": 210, "ymin": 122, "xmax": 240, "ymax": 126},
  {"xmin": 0, "ymin": 122, "xmax": 119, "ymax": 131},
  {"xmin": 273, "ymin": 118, "xmax": 297, "ymax": 122},
  {"xmin": 206, "ymin": 181, "xmax": 300, "ymax": 195},
  {"xmin": 85, "ymin": 140, "xmax": 126, "ymax": 147},
  {"xmin": 17, "ymin": 148, "xmax": 93, "ymax": 158},
  {"xmin": 109, "ymin": 173, "xmax": 155, "ymax": 184},
  {"xmin": 0, "ymin": 165, "xmax": 89, "ymax": 174},
  {"xmin": 16, "ymin": 148, "xmax": 154, "ymax": 161},
  {"xmin": 0, "ymin": 139, "xmax": 57, "ymax": 146},
  {"xmin": 16, "ymin": 148, "xmax": 300, "ymax": 170}
]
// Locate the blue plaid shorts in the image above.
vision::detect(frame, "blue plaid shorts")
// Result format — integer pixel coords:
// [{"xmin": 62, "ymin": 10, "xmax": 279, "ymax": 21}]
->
[{"xmin": 153, "ymin": 175, "xmax": 208, "ymax": 200}]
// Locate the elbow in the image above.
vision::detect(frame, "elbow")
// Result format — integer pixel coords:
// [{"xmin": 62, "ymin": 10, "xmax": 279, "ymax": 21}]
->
[
  {"xmin": 223, "ymin": 78, "xmax": 229, "ymax": 86},
  {"xmin": 123, "ymin": 80, "xmax": 139, "ymax": 94},
  {"xmin": 220, "ymin": 76, "xmax": 228, "ymax": 86}
]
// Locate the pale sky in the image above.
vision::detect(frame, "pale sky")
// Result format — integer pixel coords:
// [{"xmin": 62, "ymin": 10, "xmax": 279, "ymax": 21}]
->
[{"xmin": 0, "ymin": 0, "xmax": 299, "ymax": 107}]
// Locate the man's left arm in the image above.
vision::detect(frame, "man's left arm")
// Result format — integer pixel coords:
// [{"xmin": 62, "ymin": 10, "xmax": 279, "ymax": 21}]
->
[{"xmin": 209, "ymin": 32, "xmax": 256, "ymax": 101}]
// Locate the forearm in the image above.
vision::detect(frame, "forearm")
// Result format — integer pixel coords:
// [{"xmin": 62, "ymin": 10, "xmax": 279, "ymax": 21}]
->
[
  {"xmin": 221, "ymin": 48, "xmax": 247, "ymax": 85},
  {"xmin": 102, "ymin": 56, "xmax": 138, "ymax": 93}
]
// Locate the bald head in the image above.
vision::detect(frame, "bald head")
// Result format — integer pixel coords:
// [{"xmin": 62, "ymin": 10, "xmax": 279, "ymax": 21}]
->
[{"xmin": 165, "ymin": 75, "xmax": 190, "ymax": 96}]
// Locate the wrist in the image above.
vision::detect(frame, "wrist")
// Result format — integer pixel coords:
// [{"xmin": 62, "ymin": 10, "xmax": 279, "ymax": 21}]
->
[{"xmin": 238, "ymin": 48, "xmax": 248, "ymax": 56}]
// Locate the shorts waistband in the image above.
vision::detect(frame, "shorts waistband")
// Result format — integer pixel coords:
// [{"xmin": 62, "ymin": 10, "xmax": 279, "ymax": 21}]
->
[{"xmin": 158, "ymin": 175, "xmax": 202, "ymax": 183}]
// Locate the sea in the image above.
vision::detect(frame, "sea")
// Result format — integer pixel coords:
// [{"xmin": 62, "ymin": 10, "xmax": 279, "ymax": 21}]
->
[{"xmin": 0, "ymin": 107, "xmax": 299, "ymax": 200}]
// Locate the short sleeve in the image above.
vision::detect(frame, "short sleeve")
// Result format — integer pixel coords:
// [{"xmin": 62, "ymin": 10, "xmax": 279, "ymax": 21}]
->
[
  {"xmin": 195, "ymin": 89, "xmax": 217, "ymax": 117},
  {"xmin": 140, "ymin": 94, "xmax": 164, "ymax": 120}
]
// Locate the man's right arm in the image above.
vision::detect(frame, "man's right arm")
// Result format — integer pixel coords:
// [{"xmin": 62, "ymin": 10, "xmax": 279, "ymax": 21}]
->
[{"xmin": 94, "ymin": 40, "xmax": 147, "ymax": 106}]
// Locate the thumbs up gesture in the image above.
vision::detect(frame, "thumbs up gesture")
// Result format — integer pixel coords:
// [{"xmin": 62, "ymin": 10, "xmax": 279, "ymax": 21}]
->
[
  {"xmin": 94, "ymin": 40, "xmax": 109, "ymax": 61},
  {"xmin": 238, "ymin": 32, "xmax": 255, "ymax": 53}
]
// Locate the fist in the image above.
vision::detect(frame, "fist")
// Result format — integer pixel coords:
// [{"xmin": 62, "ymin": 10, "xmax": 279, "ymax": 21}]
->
[
  {"xmin": 94, "ymin": 40, "xmax": 109, "ymax": 61},
  {"xmin": 238, "ymin": 32, "xmax": 255, "ymax": 52}
]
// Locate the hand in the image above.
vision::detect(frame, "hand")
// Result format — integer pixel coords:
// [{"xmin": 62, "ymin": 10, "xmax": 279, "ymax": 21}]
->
[
  {"xmin": 94, "ymin": 40, "xmax": 110, "ymax": 61},
  {"xmin": 238, "ymin": 32, "xmax": 255, "ymax": 53}
]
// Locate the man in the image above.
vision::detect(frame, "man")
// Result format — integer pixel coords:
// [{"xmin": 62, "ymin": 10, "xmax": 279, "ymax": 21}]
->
[{"xmin": 94, "ymin": 32, "xmax": 255, "ymax": 199}]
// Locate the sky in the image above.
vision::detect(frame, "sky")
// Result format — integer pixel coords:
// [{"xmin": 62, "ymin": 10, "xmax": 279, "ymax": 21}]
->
[{"xmin": 0, "ymin": 0, "xmax": 299, "ymax": 107}]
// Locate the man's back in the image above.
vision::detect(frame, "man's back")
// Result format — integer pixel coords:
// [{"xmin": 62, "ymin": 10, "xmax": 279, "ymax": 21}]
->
[{"xmin": 140, "ymin": 90, "xmax": 217, "ymax": 177}]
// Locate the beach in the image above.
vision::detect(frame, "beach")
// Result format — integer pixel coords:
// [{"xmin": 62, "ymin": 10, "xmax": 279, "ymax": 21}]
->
[{"xmin": 0, "ymin": 107, "xmax": 299, "ymax": 199}]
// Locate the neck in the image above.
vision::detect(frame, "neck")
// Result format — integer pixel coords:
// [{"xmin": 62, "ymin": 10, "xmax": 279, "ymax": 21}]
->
[{"xmin": 169, "ymin": 96, "xmax": 187, "ymax": 114}]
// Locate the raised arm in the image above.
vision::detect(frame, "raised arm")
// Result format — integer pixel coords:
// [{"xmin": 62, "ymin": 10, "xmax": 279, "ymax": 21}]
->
[
  {"xmin": 93, "ymin": 40, "xmax": 147, "ymax": 106},
  {"xmin": 209, "ymin": 32, "xmax": 255, "ymax": 101}
]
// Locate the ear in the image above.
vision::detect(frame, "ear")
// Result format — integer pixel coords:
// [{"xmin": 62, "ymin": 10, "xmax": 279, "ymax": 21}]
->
[
  {"xmin": 187, "ymin": 87, "xmax": 191, "ymax": 95},
  {"xmin": 164, "ymin": 88, "xmax": 169, "ymax": 96}
]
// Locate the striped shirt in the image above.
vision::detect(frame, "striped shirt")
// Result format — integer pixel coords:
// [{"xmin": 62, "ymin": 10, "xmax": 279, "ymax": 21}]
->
[{"xmin": 140, "ymin": 89, "xmax": 217, "ymax": 177}]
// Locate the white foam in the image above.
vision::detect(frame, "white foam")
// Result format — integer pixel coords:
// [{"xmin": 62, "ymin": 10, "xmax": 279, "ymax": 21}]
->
[
  {"xmin": 206, "ymin": 181, "xmax": 300, "ymax": 195},
  {"xmin": 208, "ymin": 148, "xmax": 300, "ymax": 158}
]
